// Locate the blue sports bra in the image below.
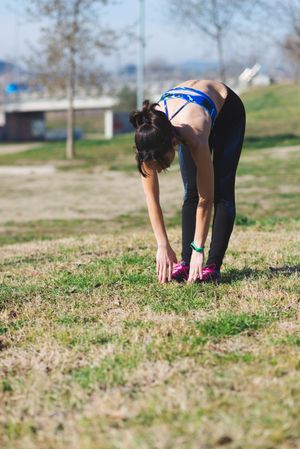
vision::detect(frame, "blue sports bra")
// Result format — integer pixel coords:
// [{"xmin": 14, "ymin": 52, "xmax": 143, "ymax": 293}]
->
[{"xmin": 159, "ymin": 86, "xmax": 218, "ymax": 126}]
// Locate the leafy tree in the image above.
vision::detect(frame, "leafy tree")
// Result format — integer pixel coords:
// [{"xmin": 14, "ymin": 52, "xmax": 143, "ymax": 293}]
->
[{"xmin": 26, "ymin": 0, "xmax": 117, "ymax": 159}]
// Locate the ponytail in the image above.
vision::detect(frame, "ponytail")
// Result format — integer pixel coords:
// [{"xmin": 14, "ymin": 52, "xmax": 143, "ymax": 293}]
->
[{"xmin": 129, "ymin": 100, "xmax": 174, "ymax": 177}]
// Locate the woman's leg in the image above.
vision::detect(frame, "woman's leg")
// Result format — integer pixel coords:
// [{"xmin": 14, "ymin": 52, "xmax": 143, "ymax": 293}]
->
[
  {"xmin": 206, "ymin": 90, "xmax": 246, "ymax": 270},
  {"xmin": 177, "ymin": 143, "xmax": 198, "ymax": 264}
]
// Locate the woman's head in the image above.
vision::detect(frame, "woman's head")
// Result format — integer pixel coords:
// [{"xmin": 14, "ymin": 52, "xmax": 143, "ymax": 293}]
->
[{"xmin": 130, "ymin": 100, "xmax": 175, "ymax": 176}]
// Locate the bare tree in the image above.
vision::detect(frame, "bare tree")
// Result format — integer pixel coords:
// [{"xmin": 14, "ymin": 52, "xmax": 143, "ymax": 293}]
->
[
  {"xmin": 169, "ymin": 0, "xmax": 257, "ymax": 82},
  {"xmin": 284, "ymin": 35, "xmax": 300, "ymax": 65},
  {"xmin": 26, "ymin": 0, "xmax": 117, "ymax": 159},
  {"xmin": 280, "ymin": 1, "xmax": 300, "ymax": 65},
  {"xmin": 255, "ymin": 0, "xmax": 300, "ymax": 78}
]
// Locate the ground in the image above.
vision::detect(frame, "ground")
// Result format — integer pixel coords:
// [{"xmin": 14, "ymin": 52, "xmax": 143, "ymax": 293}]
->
[{"xmin": 0, "ymin": 83, "xmax": 299, "ymax": 448}]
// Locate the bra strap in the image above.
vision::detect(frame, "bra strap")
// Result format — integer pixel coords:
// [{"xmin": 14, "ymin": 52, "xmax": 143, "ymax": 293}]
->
[
  {"xmin": 163, "ymin": 98, "xmax": 169, "ymax": 119},
  {"xmin": 169, "ymin": 101, "xmax": 189, "ymax": 121}
]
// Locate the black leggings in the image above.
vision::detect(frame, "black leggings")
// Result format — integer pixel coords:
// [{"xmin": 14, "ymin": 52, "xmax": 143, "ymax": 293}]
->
[{"xmin": 178, "ymin": 86, "xmax": 246, "ymax": 269}]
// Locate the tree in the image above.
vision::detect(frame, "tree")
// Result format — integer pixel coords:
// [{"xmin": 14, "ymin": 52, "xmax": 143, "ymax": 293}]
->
[
  {"xmin": 284, "ymin": 34, "xmax": 300, "ymax": 66},
  {"xmin": 168, "ymin": 0, "xmax": 257, "ymax": 82},
  {"xmin": 114, "ymin": 86, "xmax": 137, "ymax": 112},
  {"xmin": 256, "ymin": 0, "xmax": 300, "ymax": 77},
  {"xmin": 280, "ymin": 1, "xmax": 300, "ymax": 65},
  {"xmin": 26, "ymin": 0, "xmax": 117, "ymax": 159}
]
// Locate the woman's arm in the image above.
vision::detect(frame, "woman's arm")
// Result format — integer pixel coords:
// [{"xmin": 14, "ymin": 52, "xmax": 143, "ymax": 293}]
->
[
  {"xmin": 141, "ymin": 164, "xmax": 177, "ymax": 283},
  {"xmin": 141, "ymin": 165, "xmax": 169, "ymax": 246}
]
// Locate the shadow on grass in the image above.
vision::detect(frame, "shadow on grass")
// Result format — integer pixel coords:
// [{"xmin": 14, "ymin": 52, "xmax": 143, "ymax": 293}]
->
[
  {"xmin": 268, "ymin": 265, "xmax": 300, "ymax": 275},
  {"xmin": 243, "ymin": 133, "xmax": 300, "ymax": 149},
  {"xmin": 221, "ymin": 267, "xmax": 261, "ymax": 283},
  {"xmin": 221, "ymin": 265, "xmax": 300, "ymax": 283}
]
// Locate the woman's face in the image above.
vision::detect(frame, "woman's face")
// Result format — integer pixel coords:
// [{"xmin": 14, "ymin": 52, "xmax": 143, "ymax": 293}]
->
[
  {"xmin": 166, "ymin": 147, "xmax": 176, "ymax": 166},
  {"xmin": 148, "ymin": 147, "xmax": 176, "ymax": 173}
]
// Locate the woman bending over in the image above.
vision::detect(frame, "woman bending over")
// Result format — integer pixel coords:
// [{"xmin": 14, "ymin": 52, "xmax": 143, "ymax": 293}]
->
[{"xmin": 130, "ymin": 79, "xmax": 246, "ymax": 284}]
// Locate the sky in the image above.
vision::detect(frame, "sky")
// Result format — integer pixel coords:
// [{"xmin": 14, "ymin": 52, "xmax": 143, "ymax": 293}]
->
[
  {"xmin": 0, "ymin": 0, "xmax": 209, "ymax": 69},
  {"xmin": 0, "ymin": 0, "xmax": 289, "ymax": 72}
]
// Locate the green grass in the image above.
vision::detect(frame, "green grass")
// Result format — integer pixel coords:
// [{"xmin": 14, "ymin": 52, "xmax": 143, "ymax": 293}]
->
[
  {"xmin": 0, "ymin": 226, "xmax": 299, "ymax": 448},
  {"xmin": 0, "ymin": 83, "xmax": 300, "ymax": 449},
  {"xmin": 0, "ymin": 214, "xmax": 150, "ymax": 246},
  {"xmin": 0, "ymin": 133, "xmax": 136, "ymax": 171},
  {"xmin": 242, "ymin": 83, "xmax": 300, "ymax": 139},
  {"xmin": 73, "ymin": 353, "xmax": 140, "ymax": 388},
  {"xmin": 195, "ymin": 312, "xmax": 275, "ymax": 339}
]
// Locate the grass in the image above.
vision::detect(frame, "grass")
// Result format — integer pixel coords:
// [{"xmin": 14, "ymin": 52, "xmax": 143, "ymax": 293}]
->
[
  {"xmin": 0, "ymin": 226, "xmax": 299, "ymax": 449},
  {"xmin": 0, "ymin": 134, "xmax": 136, "ymax": 171},
  {"xmin": 195, "ymin": 312, "xmax": 276, "ymax": 339},
  {"xmin": 0, "ymin": 83, "xmax": 300, "ymax": 448},
  {"xmin": 0, "ymin": 140, "xmax": 300, "ymax": 246},
  {"xmin": 242, "ymin": 83, "xmax": 300, "ymax": 138}
]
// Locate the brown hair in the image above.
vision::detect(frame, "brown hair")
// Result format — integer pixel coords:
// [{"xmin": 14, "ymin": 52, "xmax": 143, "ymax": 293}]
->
[{"xmin": 129, "ymin": 100, "xmax": 174, "ymax": 177}]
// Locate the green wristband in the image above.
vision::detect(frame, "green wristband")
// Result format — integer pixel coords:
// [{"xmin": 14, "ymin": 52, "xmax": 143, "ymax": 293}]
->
[{"xmin": 190, "ymin": 242, "xmax": 205, "ymax": 253}]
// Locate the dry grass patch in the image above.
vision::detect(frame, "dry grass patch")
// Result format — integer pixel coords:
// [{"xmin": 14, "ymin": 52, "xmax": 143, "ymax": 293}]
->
[{"xmin": 0, "ymin": 224, "xmax": 299, "ymax": 449}]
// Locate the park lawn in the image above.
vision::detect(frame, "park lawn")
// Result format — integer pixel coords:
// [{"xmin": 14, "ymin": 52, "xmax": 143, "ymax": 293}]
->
[
  {"xmin": 242, "ymin": 82, "xmax": 300, "ymax": 139},
  {"xmin": 0, "ymin": 134, "xmax": 137, "ymax": 172},
  {"xmin": 0, "ymin": 143, "xmax": 299, "ymax": 246},
  {"xmin": 0, "ymin": 222, "xmax": 299, "ymax": 449},
  {"xmin": 0, "ymin": 82, "xmax": 300, "ymax": 448}
]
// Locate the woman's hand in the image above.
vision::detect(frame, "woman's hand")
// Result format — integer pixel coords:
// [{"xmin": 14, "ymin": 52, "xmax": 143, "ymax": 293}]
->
[
  {"xmin": 156, "ymin": 245, "xmax": 177, "ymax": 284},
  {"xmin": 188, "ymin": 250, "xmax": 204, "ymax": 283}
]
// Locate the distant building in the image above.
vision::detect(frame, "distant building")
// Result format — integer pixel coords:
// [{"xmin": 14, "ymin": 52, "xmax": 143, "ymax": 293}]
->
[
  {"xmin": 0, "ymin": 95, "xmax": 118, "ymax": 142},
  {"xmin": 0, "ymin": 111, "xmax": 45, "ymax": 141}
]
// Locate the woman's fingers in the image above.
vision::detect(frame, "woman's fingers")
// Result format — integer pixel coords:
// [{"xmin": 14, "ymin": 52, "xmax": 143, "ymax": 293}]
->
[
  {"xmin": 157, "ymin": 260, "xmax": 173, "ymax": 283},
  {"xmin": 168, "ymin": 261, "xmax": 172, "ymax": 281},
  {"xmin": 198, "ymin": 266, "xmax": 203, "ymax": 280},
  {"xmin": 162, "ymin": 263, "xmax": 167, "ymax": 283},
  {"xmin": 159, "ymin": 263, "xmax": 167, "ymax": 283},
  {"xmin": 159, "ymin": 262, "xmax": 165, "ymax": 283},
  {"xmin": 188, "ymin": 269, "xmax": 198, "ymax": 283},
  {"xmin": 157, "ymin": 258, "xmax": 176, "ymax": 283},
  {"xmin": 159, "ymin": 266, "xmax": 163, "ymax": 283}
]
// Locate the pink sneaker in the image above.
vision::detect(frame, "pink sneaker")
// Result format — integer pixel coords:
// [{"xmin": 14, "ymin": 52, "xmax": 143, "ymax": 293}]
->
[
  {"xmin": 171, "ymin": 262, "xmax": 189, "ymax": 282},
  {"xmin": 199, "ymin": 264, "xmax": 221, "ymax": 283}
]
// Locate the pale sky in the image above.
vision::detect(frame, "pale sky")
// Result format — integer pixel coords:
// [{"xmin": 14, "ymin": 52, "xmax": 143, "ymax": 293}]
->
[{"xmin": 0, "ymin": 0, "xmax": 287, "ymax": 72}]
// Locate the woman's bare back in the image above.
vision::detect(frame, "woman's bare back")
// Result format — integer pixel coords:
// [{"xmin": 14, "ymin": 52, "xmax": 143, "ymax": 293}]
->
[{"xmin": 157, "ymin": 79, "xmax": 228, "ymax": 144}]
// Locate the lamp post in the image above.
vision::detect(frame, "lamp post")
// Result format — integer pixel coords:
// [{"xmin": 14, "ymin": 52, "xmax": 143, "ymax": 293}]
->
[{"xmin": 137, "ymin": 0, "xmax": 145, "ymax": 109}]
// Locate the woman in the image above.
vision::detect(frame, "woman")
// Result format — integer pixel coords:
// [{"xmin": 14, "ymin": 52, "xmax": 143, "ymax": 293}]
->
[{"xmin": 130, "ymin": 79, "xmax": 246, "ymax": 284}]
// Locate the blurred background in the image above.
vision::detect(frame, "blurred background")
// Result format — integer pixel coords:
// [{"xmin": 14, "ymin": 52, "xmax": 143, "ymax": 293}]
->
[
  {"xmin": 0, "ymin": 0, "xmax": 299, "ymax": 142},
  {"xmin": 0, "ymin": 0, "xmax": 299, "ymax": 243}
]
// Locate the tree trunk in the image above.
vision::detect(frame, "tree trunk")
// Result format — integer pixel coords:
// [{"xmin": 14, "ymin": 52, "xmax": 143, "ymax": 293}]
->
[
  {"xmin": 66, "ymin": 53, "xmax": 75, "ymax": 159},
  {"xmin": 66, "ymin": 103, "xmax": 74, "ymax": 160},
  {"xmin": 216, "ymin": 29, "xmax": 226, "ymax": 83}
]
